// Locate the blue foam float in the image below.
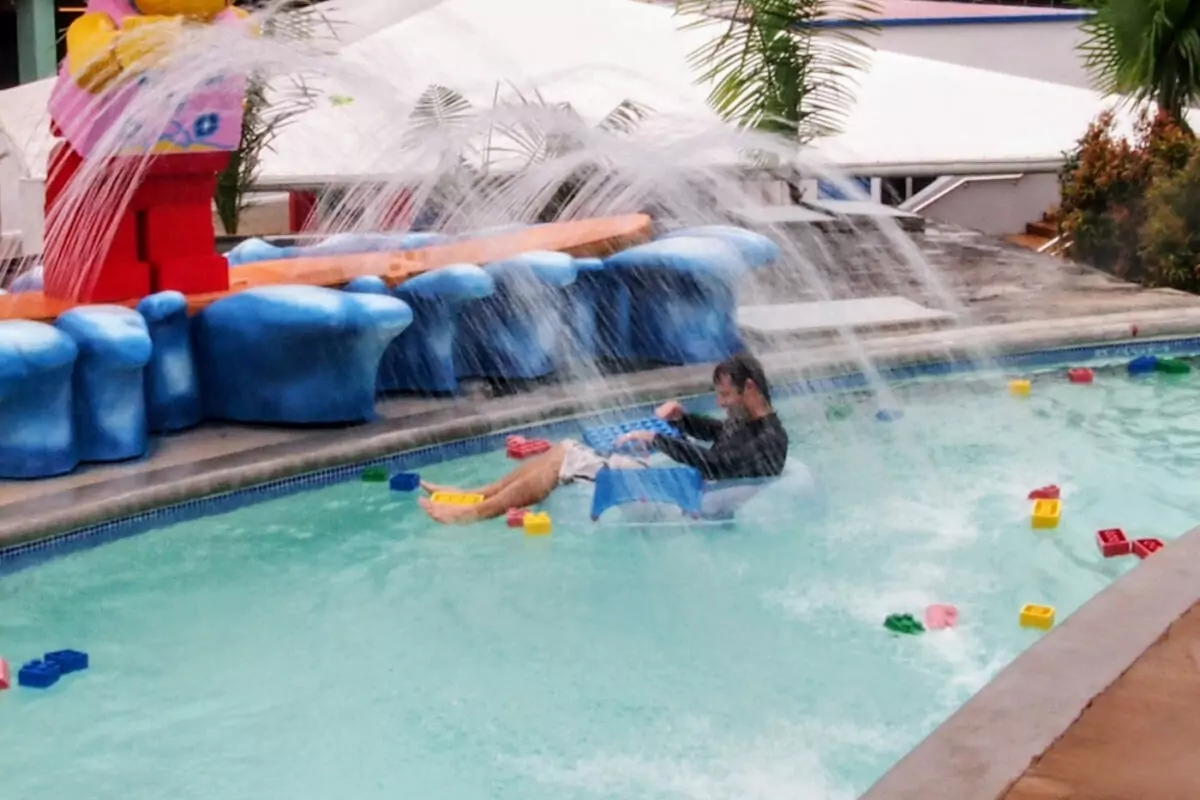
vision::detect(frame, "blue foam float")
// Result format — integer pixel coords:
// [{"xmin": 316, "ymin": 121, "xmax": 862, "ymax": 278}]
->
[
  {"xmin": 590, "ymin": 466, "xmax": 705, "ymax": 520},
  {"xmin": 581, "ymin": 418, "xmax": 681, "ymax": 456}
]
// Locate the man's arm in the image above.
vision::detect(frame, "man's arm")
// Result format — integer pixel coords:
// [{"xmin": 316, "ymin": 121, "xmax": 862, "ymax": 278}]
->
[
  {"xmin": 652, "ymin": 427, "xmax": 783, "ymax": 481},
  {"xmin": 673, "ymin": 412, "xmax": 723, "ymax": 442}
]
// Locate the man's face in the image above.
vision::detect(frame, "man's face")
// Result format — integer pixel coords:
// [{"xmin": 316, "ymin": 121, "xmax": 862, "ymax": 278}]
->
[{"xmin": 714, "ymin": 374, "xmax": 747, "ymax": 418}]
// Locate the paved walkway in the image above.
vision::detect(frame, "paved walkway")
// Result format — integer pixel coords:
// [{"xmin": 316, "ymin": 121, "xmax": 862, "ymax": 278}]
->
[{"xmin": 1002, "ymin": 601, "xmax": 1200, "ymax": 800}]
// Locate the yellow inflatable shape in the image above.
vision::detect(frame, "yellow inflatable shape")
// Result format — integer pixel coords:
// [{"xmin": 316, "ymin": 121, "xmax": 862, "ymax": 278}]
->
[{"xmin": 65, "ymin": 1, "xmax": 253, "ymax": 93}]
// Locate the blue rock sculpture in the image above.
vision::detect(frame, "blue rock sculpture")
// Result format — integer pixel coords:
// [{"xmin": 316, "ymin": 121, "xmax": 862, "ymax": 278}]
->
[
  {"xmin": 559, "ymin": 257, "xmax": 606, "ymax": 366},
  {"xmin": 0, "ymin": 320, "xmax": 79, "ymax": 478},
  {"xmin": 194, "ymin": 285, "xmax": 414, "ymax": 424},
  {"xmin": 456, "ymin": 251, "xmax": 578, "ymax": 380},
  {"xmin": 346, "ymin": 266, "xmax": 496, "ymax": 394},
  {"xmin": 55, "ymin": 306, "xmax": 153, "ymax": 463},
  {"xmin": 603, "ymin": 237, "xmax": 752, "ymax": 365},
  {"xmin": 660, "ymin": 225, "xmax": 782, "ymax": 268},
  {"xmin": 8, "ymin": 265, "xmax": 44, "ymax": 293},
  {"xmin": 136, "ymin": 292, "xmax": 202, "ymax": 433},
  {"xmin": 225, "ymin": 232, "xmax": 449, "ymax": 266}
]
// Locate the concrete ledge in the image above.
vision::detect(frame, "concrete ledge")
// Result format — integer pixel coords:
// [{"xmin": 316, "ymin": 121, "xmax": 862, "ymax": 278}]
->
[{"xmin": 861, "ymin": 525, "xmax": 1200, "ymax": 800}]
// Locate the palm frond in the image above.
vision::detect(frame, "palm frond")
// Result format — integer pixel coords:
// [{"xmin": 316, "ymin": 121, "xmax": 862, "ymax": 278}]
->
[
  {"xmin": 408, "ymin": 84, "xmax": 476, "ymax": 132},
  {"xmin": 598, "ymin": 99, "xmax": 655, "ymax": 134},
  {"xmin": 1078, "ymin": 0, "xmax": 1200, "ymax": 121},
  {"xmin": 215, "ymin": 1, "xmax": 333, "ymax": 234},
  {"xmin": 674, "ymin": 0, "xmax": 880, "ymax": 141}
]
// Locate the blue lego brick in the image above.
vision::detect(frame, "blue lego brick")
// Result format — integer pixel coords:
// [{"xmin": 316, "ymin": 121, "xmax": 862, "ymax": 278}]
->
[
  {"xmin": 45, "ymin": 649, "xmax": 89, "ymax": 674},
  {"xmin": 389, "ymin": 472, "xmax": 420, "ymax": 492},
  {"xmin": 18, "ymin": 659, "xmax": 61, "ymax": 689},
  {"xmin": 581, "ymin": 417, "xmax": 681, "ymax": 456},
  {"xmin": 1128, "ymin": 355, "xmax": 1158, "ymax": 375},
  {"xmin": 876, "ymin": 409, "xmax": 904, "ymax": 422}
]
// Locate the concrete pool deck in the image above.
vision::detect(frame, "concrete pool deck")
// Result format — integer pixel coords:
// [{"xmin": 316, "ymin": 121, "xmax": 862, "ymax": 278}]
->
[{"xmin": 4, "ymin": 223, "xmax": 1200, "ymax": 799}]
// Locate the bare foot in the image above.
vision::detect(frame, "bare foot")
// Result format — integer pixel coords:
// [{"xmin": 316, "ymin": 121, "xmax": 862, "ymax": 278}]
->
[
  {"xmin": 419, "ymin": 497, "xmax": 479, "ymax": 524},
  {"xmin": 420, "ymin": 480, "xmax": 460, "ymax": 495}
]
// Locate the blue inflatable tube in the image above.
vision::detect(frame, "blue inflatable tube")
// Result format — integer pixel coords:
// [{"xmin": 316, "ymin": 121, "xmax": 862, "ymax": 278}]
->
[{"xmin": 590, "ymin": 462, "xmax": 823, "ymax": 524}]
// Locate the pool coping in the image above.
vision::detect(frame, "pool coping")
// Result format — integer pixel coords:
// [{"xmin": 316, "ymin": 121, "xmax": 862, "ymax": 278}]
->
[{"xmin": 6, "ymin": 306, "xmax": 1200, "ymax": 565}]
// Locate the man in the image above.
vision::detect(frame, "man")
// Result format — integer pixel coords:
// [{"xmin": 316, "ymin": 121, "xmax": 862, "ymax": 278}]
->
[{"xmin": 419, "ymin": 353, "xmax": 788, "ymax": 524}]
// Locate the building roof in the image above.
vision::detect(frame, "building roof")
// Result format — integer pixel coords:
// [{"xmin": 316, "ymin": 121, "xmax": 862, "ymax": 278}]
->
[{"xmin": 0, "ymin": 0, "xmax": 1159, "ymax": 188}]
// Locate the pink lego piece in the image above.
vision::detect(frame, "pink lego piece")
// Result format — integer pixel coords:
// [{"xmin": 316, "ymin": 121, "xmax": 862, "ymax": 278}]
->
[
  {"xmin": 1028, "ymin": 485, "xmax": 1061, "ymax": 500},
  {"xmin": 506, "ymin": 508, "xmax": 529, "ymax": 528},
  {"xmin": 0, "ymin": 658, "xmax": 9, "ymax": 691},
  {"xmin": 1068, "ymin": 368, "xmax": 1095, "ymax": 384},
  {"xmin": 925, "ymin": 604, "xmax": 959, "ymax": 630}
]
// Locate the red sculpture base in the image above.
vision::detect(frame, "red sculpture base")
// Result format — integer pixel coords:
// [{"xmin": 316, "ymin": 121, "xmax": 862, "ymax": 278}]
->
[{"xmin": 43, "ymin": 142, "xmax": 232, "ymax": 303}]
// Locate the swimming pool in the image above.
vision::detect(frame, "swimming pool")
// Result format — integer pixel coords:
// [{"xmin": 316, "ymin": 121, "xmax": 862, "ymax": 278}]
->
[{"xmin": 4, "ymin": 356, "xmax": 1198, "ymax": 799}]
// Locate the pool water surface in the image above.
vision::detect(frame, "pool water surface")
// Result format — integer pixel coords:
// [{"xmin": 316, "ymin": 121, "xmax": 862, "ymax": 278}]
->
[{"xmin": 4, "ymin": 361, "xmax": 1199, "ymax": 799}]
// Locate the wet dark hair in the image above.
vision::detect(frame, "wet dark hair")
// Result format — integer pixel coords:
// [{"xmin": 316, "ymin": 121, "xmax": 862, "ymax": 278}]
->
[{"xmin": 713, "ymin": 353, "xmax": 772, "ymax": 403}]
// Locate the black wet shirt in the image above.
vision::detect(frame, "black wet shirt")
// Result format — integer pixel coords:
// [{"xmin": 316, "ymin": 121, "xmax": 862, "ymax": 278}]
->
[{"xmin": 653, "ymin": 411, "xmax": 788, "ymax": 481}]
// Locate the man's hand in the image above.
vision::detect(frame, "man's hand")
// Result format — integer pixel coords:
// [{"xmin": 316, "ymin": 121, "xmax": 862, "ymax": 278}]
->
[
  {"xmin": 655, "ymin": 401, "xmax": 684, "ymax": 422},
  {"xmin": 614, "ymin": 429, "xmax": 657, "ymax": 448}
]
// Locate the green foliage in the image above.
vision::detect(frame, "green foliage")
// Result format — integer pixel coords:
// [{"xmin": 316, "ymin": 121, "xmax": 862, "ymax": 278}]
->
[
  {"xmin": 1059, "ymin": 107, "xmax": 1200, "ymax": 288},
  {"xmin": 674, "ymin": 0, "xmax": 879, "ymax": 142},
  {"xmin": 1077, "ymin": 0, "xmax": 1200, "ymax": 125},
  {"xmin": 214, "ymin": 2, "xmax": 330, "ymax": 235},
  {"xmin": 1141, "ymin": 145, "xmax": 1200, "ymax": 291}
]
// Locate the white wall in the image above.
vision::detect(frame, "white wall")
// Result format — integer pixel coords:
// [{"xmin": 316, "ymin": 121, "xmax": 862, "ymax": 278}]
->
[
  {"xmin": 876, "ymin": 20, "xmax": 1093, "ymax": 90},
  {"xmin": 911, "ymin": 172, "xmax": 1060, "ymax": 236}
]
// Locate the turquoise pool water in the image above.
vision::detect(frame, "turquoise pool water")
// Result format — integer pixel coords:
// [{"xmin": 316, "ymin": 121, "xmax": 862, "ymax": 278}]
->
[{"xmin": 4, "ymin": 360, "xmax": 1198, "ymax": 799}]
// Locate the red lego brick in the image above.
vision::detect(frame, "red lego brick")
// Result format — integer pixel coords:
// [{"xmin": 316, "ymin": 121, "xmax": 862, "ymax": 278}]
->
[
  {"xmin": 1132, "ymin": 538, "xmax": 1164, "ymax": 559},
  {"xmin": 1096, "ymin": 528, "xmax": 1131, "ymax": 558},
  {"xmin": 43, "ymin": 142, "xmax": 150, "ymax": 303}
]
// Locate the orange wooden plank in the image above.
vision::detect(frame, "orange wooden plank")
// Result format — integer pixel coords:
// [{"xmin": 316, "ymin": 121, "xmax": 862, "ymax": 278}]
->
[{"xmin": 2, "ymin": 214, "xmax": 653, "ymax": 322}]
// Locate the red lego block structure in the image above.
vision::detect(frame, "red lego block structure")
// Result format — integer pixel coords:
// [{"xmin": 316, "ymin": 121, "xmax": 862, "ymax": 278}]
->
[
  {"xmin": 506, "ymin": 436, "xmax": 552, "ymax": 460},
  {"xmin": 1027, "ymin": 485, "xmax": 1061, "ymax": 500},
  {"xmin": 1132, "ymin": 538, "xmax": 1164, "ymax": 559},
  {"xmin": 43, "ymin": 138, "xmax": 231, "ymax": 304},
  {"xmin": 1096, "ymin": 528, "xmax": 1131, "ymax": 558}
]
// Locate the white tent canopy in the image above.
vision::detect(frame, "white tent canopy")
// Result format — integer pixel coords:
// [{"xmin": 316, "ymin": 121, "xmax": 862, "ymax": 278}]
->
[{"xmin": 0, "ymin": 0, "xmax": 1176, "ymax": 187}]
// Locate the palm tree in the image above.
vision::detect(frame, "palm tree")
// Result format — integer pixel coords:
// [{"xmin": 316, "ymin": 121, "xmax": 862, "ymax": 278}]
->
[
  {"xmin": 673, "ymin": 0, "xmax": 880, "ymax": 143},
  {"xmin": 403, "ymin": 82, "xmax": 653, "ymax": 222},
  {"xmin": 214, "ymin": 1, "xmax": 334, "ymax": 235},
  {"xmin": 1077, "ymin": 0, "xmax": 1200, "ymax": 127}
]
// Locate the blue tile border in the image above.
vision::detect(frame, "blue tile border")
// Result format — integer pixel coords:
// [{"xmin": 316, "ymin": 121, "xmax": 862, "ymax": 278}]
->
[{"xmin": 4, "ymin": 335, "xmax": 1200, "ymax": 575}]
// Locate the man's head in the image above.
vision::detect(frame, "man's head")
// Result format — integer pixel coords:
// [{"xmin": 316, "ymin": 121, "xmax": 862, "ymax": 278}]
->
[{"xmin": 713, "ymin": 353, "xmax": 772, "ymax": 419}]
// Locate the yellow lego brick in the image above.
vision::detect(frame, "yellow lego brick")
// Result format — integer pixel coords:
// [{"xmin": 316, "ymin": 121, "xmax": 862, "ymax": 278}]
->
[
  {"xmin": 1010, "ymin": 379, "xmax": 1031, "ymax": 397},
  {"xmin": 523, "ymin": 512, "xmax": 552, "ymax": 536},
  {"xmin": 429, "ymin": 491, "xmax": 484, "ymax": 506},
  {"xmin": 1020, "ymin": 603, "xmax": 1056, "ymax": 630},
  {"xmin": 1032, "ymin": 498, "xmax": 1061, "ymax": 529}
]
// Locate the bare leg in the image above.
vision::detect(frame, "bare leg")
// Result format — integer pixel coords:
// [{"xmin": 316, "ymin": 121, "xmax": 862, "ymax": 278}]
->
[
  {"xmin": 421, "ymin": 447, "xmax": 568, "ymax": 524},
  {"xmin": 422, "ymin": 444, "xmax": 568, "ymax": 497}
]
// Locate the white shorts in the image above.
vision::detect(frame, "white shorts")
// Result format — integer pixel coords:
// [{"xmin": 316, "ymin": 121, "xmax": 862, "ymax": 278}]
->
[{"xmin": 558, "ymin": 439, "xmax": 647, "ymax": 485}]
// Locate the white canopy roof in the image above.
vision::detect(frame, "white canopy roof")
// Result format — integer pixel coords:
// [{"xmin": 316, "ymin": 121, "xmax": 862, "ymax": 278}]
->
[{"xmin": 0, "ymin": 0, "xmax": 1178, "ymax": 186}]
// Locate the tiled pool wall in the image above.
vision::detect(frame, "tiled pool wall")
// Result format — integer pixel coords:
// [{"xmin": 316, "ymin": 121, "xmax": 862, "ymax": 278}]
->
[{"xmin": 4, "ymin": 335, "xmax": 1200, "ymax": 576}]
